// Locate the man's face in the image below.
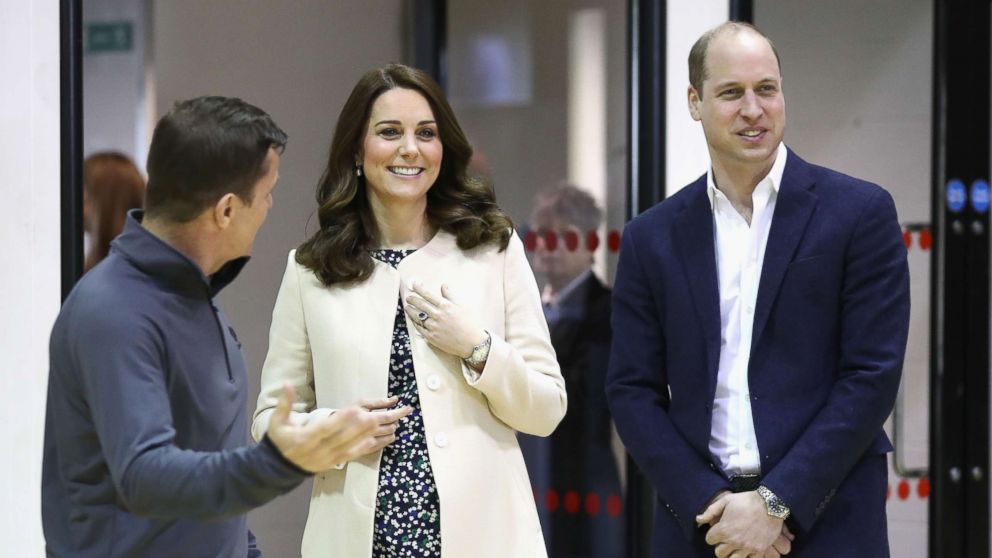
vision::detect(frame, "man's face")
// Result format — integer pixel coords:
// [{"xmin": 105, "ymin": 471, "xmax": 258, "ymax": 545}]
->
[
  {"xmin": 231, "ymin": 147, "xmax": 280, "ymax": 257},
  {"xmin": 531, "ymin": 218, "xmax": 593, "ymax": 288},
  {"xmin": 688, "ymin": 30, "xmax": 785, "ymax": 173}
]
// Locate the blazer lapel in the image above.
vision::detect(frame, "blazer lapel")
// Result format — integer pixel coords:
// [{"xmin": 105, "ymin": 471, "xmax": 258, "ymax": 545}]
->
[
  {"xmin": 751, "ymin": 152, "xmax": 819, "ymax": 351},
  {"xmin": 672, "ymin": 180, "xmax": 722, "ymax": 387}
]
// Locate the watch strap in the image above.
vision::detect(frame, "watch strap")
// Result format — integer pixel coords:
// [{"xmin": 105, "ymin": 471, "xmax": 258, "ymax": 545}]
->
[{"xmin": 465, "ymin": 330, "xmax": 491, "ymax": 368}]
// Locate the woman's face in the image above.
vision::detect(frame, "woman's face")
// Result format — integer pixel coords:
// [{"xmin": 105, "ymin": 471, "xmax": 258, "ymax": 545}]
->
[{"xmin": 360, "ymin": 87, "xmax": 443, "ymax": 210}]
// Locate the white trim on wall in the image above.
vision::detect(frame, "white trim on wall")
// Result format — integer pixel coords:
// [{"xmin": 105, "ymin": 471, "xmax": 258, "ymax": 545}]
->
[{"xmin": 0, "ymin": 0, "xmax": 62, "ymax": 555}]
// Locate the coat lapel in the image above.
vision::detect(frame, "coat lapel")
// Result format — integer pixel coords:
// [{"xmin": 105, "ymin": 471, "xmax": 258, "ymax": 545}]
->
[
  {"xmin": 751, "ymin": 151, "xmax": 819, "ymax": 352},
  {"xmin": 672, "ymin": 180, "xmax": 722, "ymax": 386}
]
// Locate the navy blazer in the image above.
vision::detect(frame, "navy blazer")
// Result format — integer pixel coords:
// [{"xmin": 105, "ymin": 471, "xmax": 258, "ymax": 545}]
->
[{"xmin": 606, "ymin": 150, "xmax": 910, "ymax": 556}]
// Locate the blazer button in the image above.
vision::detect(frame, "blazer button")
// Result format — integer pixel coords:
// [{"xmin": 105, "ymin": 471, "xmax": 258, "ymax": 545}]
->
[
  {"xmin": 427, "ymin": 375, "xmax": 442, "ymax": 391},
  {"xmin": 434, "ymin": 433, "xmax": 449, "ymax": 448}
]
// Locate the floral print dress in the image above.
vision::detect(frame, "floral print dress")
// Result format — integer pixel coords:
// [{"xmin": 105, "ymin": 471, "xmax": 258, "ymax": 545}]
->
[{"xmin": 370, "ymin": 249, "xmax": 442, "ymax": 557}]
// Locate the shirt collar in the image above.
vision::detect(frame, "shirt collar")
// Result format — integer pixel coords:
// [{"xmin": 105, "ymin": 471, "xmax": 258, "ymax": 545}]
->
[
  {"xmin": 707, "ymin": 142, "xmax": 788, "ymax": 208},
  {"xmin": 542, "ymin": 269, "xmax": 593, "ymax": 307},
  {"xmin": 111, "ymin": 209, "xmax": 249, "ymax": 297}
]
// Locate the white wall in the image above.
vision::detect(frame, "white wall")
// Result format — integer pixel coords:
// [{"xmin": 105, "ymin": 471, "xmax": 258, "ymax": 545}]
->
[
  {"xmin": 152, "ymin": 1, "xmax": 403, "ymax": 555},
  {"xmin": 0, "ymin": 0, "xmax": 62, "ymax": 555},
  {"xmin": 665, "ymin": 0, "xmax": 728, "ymax": 194}
]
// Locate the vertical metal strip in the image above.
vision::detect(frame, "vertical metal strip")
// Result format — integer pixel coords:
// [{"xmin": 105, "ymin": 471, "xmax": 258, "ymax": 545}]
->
[
  {"xmin": 630, "ymin": 0, "xmax": 665, "ymax": 218},
  {"xmin": 930, "ymin": 0, "xmax": 990, "ymax": 555},
  {"xmin": 61, "ymin": 0, "xmax": 84, "ymax": 300},
  {"xmin": 728, "ymin": 0, "xmax": 754, "ymax": 23},
  {"xmin": 409, "ymin": 0, "xmax": 447, "ymax": 90}
]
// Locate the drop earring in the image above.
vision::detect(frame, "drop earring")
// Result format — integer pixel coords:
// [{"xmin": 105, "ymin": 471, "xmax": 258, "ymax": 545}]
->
[{"xmin": 355, "ymin": 164, "xmax": 363, "ymax": 177}]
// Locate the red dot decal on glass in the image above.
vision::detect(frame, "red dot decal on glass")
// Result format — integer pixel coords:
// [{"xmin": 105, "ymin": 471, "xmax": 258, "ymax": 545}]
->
[
  {"xmin": 587, "ymin": 230, "xmax": 600, "ymax": 252},
  {"xmin": 584, "ymin": 492, "xmax": 601, "ymax": 516},
  {"xmin": 544, "ymin": 230, "xmax": 559, "ymax": 252},
  {"xmin": 903, "ymin": 231, "xmax": 912, "ymax": 249},
  {"xmin": 545, "ymin": 489, "xmax": 560, "ymax": 511},
  {"xmin": 524, "ymin": 230, "xmax": 538, "ymax": 252},
  {"xmin": 919, "ymin": 229, "xmax": 933, "ymax": 250},
  {"xmin": 898, "ymin": 480, "xmax": 910, "ymax": 500},
  {"xmin": 564, "ymin": 230, "xmax": 580, "ymax": 252},
  {"xmin": 563, "ymin": 490, "xmax": 580, "ymax": 514},
  {"xmin": 606, "ymin": 494, "xmax": 622, "ymax": 517},
  {"xmin": 918, "ymin": 477, "xmax": 931, "ymax": 499},
  {"xmin": 608, "ymin": 230, "xmax": 621, "ymax": 253}
]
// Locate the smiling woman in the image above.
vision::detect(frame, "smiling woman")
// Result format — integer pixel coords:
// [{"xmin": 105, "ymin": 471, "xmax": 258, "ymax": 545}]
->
[
  {"xmin": 360, "ymin": 88, "xmax": 444, "ymax": 218},
  {"xmin": 295, "ymin": 63, "xmax": 513, "ymax": 285},
  {"xmin": 252, "ymin": 63, "xmax": 566, "ymax": 558}
]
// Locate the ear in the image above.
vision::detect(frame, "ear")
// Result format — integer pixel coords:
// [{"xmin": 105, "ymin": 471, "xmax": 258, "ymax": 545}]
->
[
  {"xmin": 687, "ymin": 86, "xmax": 702, "ymax": 122},
  {"xmin": 213, "ymin": 193, "xmax": 237, "ymax": 230}
]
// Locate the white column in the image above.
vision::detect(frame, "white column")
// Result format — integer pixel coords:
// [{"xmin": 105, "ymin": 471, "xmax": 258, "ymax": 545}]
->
[
  {"xmin": 0, "ymin": 0, "xmax": 62, "ymax": 555},
  {"xmin": 568, "ymin": 7, "xmax": 608, "ymax": 281}
]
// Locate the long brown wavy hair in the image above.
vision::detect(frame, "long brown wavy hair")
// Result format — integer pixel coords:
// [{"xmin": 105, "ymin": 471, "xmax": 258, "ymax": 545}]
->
[
  {"xmin": 83, "ymin": 152, "xmax": 145, "ymax": 272},
  {"xmin": 296, "ymin": 63, "xmax": 513, "ymax": 286}
]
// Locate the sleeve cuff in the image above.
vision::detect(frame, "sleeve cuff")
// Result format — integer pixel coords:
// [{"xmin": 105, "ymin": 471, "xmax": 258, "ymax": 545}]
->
[{"xmin": 261, "ymin": 434, "xmax": 313, "ymax": 477}]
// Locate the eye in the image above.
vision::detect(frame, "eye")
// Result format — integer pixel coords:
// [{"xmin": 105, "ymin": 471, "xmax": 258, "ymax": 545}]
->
[
  {"xmin": 758, "ymin": 84, "xmax": 779, "ymax": 94},
  {"xmin": 719, "ymin": 88, "xmax": 742, "ymax": 98},
  {"xmin": 378, "ymin": 127, "xmax": 401, "ymax": 138},
  {"xmin": 417, "ymin": 127, "xmax": 438, "ymax": 139}
]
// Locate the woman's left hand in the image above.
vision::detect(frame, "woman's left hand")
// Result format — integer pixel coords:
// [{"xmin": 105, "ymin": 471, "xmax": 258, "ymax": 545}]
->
[{"xmin": 404, "ymin": 280, "xmax": 487, "ymax": 359}]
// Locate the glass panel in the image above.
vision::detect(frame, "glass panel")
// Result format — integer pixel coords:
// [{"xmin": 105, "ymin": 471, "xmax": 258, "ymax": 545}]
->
[
  {"xmin": 448, "ymin": 1, "xmax": 629, "ymax": 555},
  {"xmin": 81, "ymin": 0, "xmax": 151, "ymax": 274},
  {"xmin": 754, "ymin": 2, "xmax": 933, "ymax": 556}
]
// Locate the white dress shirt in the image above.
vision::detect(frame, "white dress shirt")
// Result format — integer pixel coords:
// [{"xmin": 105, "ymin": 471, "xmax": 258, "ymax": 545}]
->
[{"xmin": 707, "ymin": 143, "xmax": 788, "ymax": 475}]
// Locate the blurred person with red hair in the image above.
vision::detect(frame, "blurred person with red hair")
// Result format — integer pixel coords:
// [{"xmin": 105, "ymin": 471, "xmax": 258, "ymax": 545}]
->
[{"xmin": 82, "ymin": 152, "xmax": 145, "ymax": 272}]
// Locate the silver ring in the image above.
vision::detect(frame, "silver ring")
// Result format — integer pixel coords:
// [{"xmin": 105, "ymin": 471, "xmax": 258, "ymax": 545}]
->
[{"xmin": 416, "ymin": 311, "xmax": 429, "ymax": 327}]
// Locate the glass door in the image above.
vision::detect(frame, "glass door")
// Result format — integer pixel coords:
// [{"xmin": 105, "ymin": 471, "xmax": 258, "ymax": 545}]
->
[{"xmin": 447, "ymin": 1, "xmax": 630, "ymax": 555}]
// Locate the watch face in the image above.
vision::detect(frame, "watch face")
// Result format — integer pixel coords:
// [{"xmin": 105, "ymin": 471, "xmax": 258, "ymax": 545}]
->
[{"xmin": 758, "ymin": 486, "xmax": 790, "ymax": 520}]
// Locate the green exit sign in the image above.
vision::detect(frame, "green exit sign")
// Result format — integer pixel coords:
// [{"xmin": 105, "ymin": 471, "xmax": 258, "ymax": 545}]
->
[{"xmin": 85, "ymin": 21, "xmax": 134, "ymax": 53}]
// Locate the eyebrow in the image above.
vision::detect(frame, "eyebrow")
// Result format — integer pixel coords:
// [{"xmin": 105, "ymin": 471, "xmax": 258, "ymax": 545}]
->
[
  {"xmin": 373, "ymin": 119, "xmax": 437, "ymax": 126},
  {"xmin": 714, "ymin": 77, "xmax": 779, "ymax": 88}
]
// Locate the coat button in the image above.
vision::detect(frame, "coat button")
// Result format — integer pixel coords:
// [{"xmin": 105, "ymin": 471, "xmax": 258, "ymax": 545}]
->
[
  {"xmin": 434, "ymin": 433, "xmax": 449, "ymax": 448},
  {"xmin": 427, "ymin": 375, "xmax": 441, "ymax": 391}
]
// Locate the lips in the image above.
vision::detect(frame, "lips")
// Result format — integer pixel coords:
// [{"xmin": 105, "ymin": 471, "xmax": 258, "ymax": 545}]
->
[{"xmin": 737, "ymin": 128, "xmax": 766, "ymax": 140}]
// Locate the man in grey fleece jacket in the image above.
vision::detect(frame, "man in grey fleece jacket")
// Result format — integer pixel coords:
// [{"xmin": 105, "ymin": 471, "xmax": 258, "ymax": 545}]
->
[{"xmin": 42, "ymin": 96, "xmax": 411, "ymax": 558}]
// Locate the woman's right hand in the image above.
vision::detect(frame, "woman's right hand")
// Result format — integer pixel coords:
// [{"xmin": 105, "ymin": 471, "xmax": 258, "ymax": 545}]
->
[{"xmin": 355, "ymin": 395, "xmax": 410, "ymax": 456}]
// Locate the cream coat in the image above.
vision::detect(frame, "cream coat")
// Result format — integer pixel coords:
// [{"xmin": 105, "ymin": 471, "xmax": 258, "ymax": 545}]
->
[{"xmin": 252, "ymin": 230, "xmax": 566, "ymax": 558}]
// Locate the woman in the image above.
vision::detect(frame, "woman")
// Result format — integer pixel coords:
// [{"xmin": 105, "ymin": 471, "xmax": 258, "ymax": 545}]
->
[
  {"xmin": 252, "ymin": 64, "xmax": 566, "ymax": 557},
  {"xmin": 82, "ymin": 152, "xmax": 145, "ymax": 272}
]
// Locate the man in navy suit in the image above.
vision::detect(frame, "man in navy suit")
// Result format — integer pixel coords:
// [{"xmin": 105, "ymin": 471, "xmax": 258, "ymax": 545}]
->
[{"xmin": 606, "ymin": 22, "xmax": 909, "ymax": 557}]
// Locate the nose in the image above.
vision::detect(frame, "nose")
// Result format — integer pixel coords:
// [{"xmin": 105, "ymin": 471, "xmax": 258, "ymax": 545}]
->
[
  {"xmin": 740, "ymin": 90, "xmax": 762, "ymax": 120},
  {"xmin": 398, "ymin": 133, "xmax": 418, "ymax": 158}
]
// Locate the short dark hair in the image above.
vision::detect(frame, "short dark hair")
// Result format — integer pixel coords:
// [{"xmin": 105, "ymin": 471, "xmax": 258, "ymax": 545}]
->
[
  {"xmin": 531, "ymin": 183, "xmax": 603, "ymax": 234},
  {"xmin": 144, "ymin": 96, "xmax": 287, "ymax": 222},
  {"xmin": 296, "ymin": 63, "xmax": 513, "ymax": 286},
  {"xmin": 688, "ymin": 22, "xmax": 781, "ymax": 98}
]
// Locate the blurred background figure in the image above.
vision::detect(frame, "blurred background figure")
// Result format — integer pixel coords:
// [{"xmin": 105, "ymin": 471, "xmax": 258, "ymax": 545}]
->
[
  {"xmin": 82, "ymin": 152, "xmax": 145, "ymax": 272},
  {"xmin": 521, "ymin": 184, "xmax": 623, "ymax": 558}
]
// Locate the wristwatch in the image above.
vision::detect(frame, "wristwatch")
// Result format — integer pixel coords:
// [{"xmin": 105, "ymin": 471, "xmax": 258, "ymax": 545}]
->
[
  {"xmin": 464, "ymin": 330, "xmax": 492, "ymax": 368},
  {"xmin": 756, "ymin": 485, "xmax": 791, "ymax": 520}
]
